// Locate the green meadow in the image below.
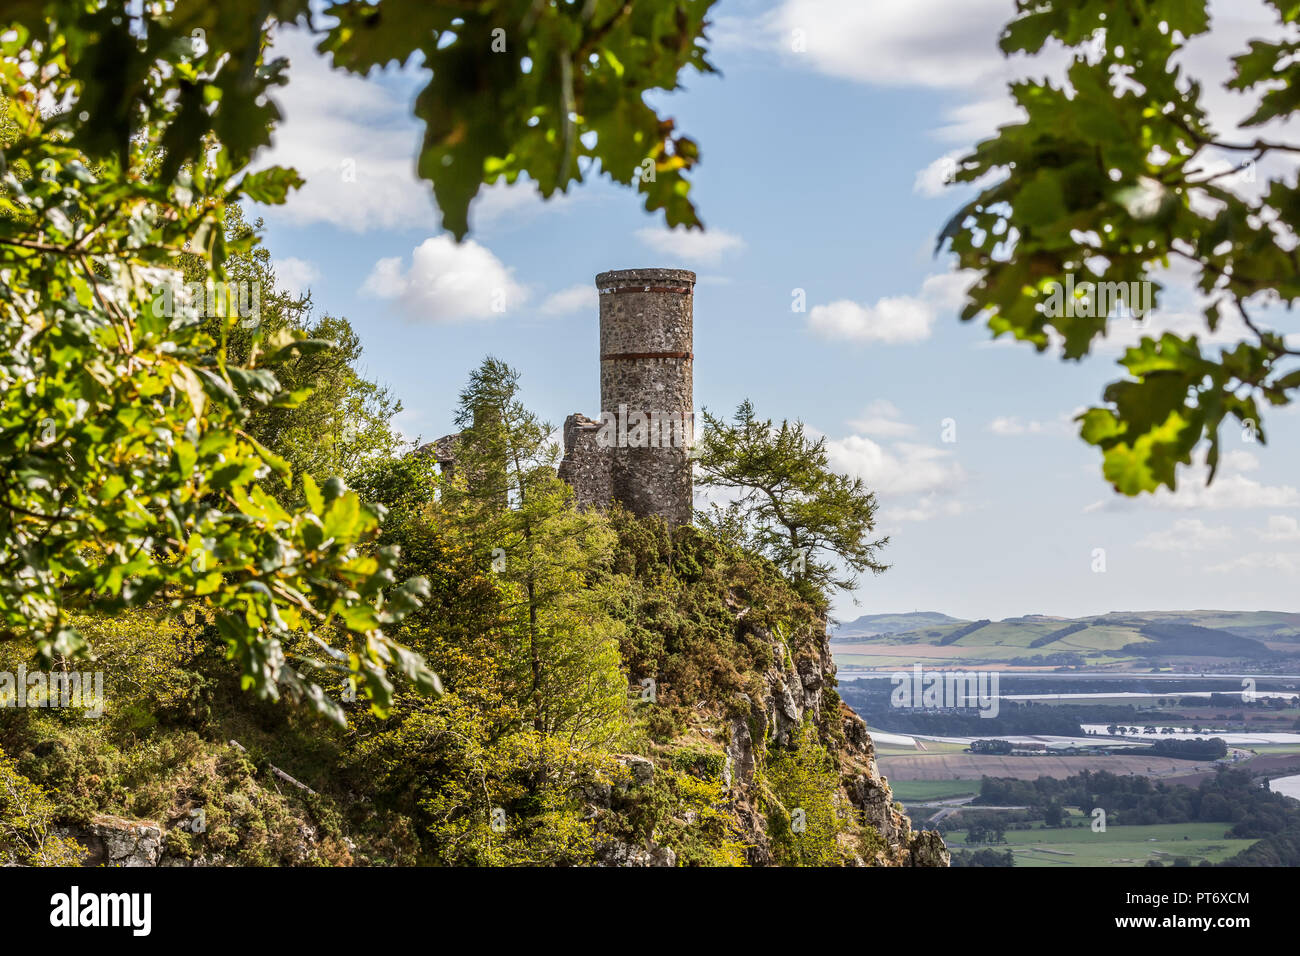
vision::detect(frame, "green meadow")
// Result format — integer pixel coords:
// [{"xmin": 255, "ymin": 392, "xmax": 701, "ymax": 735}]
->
[{"xmin": 947, "ymin": 822, "xmax": 1257, "ymax": 867}]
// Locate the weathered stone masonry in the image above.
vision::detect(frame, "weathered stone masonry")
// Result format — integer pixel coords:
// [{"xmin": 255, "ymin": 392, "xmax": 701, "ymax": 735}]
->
[
  {"xmin": 558, "ymin": 268, "xmax": 696, "ymax": 527},
  {"xmin": 423, "ymin": 268, "xmax": 696, "ymax": 527}
]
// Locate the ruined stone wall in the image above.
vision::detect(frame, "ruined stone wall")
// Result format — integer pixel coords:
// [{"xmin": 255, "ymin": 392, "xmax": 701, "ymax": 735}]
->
[
  {"xmin": 426, "ymin": 267, "xmax": 695, "ymax": 526},
  {"xmin": 557, "ymin": 413, "xmax": 611, "ymax": 509},
  {"xmin": 595, "ymin": 268, "xmax": 695, "ymax": 527}
]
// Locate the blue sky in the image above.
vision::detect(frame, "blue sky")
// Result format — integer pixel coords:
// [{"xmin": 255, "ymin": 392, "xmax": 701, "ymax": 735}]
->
[{"xmin": 250, "ymin": 0, "xmax": 1300, "ymax": 623}]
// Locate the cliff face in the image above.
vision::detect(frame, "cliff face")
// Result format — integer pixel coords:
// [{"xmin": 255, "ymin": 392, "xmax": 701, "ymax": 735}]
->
[
  {"xmin": 9, "ymin": 510, "xmax": 944, "ymax": 869},
  {"xmin": 598, "ymin": 511, "xmax": 949, "ymax": 866},
  {"xmin": 718, "ymin": 604, "xmax": 948, "ymax": 867}
]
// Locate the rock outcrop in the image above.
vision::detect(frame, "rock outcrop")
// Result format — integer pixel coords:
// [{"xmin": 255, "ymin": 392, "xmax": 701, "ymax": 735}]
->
[
  {"xmin": 728, "ymin": 613, "xmax": 949, "ymax": 866},
  {"xmin": 56, "ymin": 815, "xmax": 163, "ymax": 867},
  {"xmin": 588, "ymin": 588, "xmax": 948, "ymax": 868}
]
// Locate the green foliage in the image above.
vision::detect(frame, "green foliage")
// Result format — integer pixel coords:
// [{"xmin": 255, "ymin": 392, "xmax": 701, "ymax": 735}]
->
[
  {"xmin": 199, "ymin": 207, "xmax": 404, "ymax": 495},
  {"xmin": 442, "ymin": 358, "xmax": 630, "ymax": 748},
  {"xmin": 612, "ymin": 761, "xmax": 747, "ymax": 866},
  {"xmin": 0, "ymin": 315, "xmax": 887, "ymax": 868},
  {"xmin": 668, "ymin": 743, "xmax": 728, "ymax": 779},
  {"xmin": 318, "ymin": 0, "xmax": 718, "ymax": 237},
  {"xmin": 1, "ymin": 0, "xmax": 717, "ymax": 726},
  {"xmin": 695, "ymin": 399, "xmax": 889, "ymax": 604},
  {"xmin": 940, "ymin": 0, "xmax": 1300, "ymax": 495},
  {"xmin": 760, "ymin": 721, "xmax": 847, "ymax": 866},
  {"xmin": 16, "ymin": 1, "xmax": 717, "ymax": 242},
  {"xmin": 604, "ymin": 510, "xmax": 813, "ymax": 724},
  {"xmin": 346, "ymin": 699, "xmax": 618, "ymax": 865},
  {"xmin": 0, "ymin": 18, "xmax": 431, "ymax": 723},
  {"xmin": 6, "ymin": 723, "xmax": 351, "ymax": 865},
  {"xmin": 0, "ymin": 745, "xmax": 83, "ymax": 865}
]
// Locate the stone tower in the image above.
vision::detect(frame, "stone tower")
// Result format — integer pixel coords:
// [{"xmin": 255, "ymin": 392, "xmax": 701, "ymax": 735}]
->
[
  {"xmin": 558, "ymin": 268, "xmax": 695, "ymax": 526},
  {"xmin": 599, "ymin": 267, "xmax": 695, "ymax": 526}
]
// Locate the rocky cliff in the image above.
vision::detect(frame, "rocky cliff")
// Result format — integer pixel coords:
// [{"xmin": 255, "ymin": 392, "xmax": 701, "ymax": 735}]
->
[
  {"xmin": 711, "ymin": 599, "xmax": 948, "ymax": 866},
  {"xmin": 594, "ymin": 511, "xmax": 949, "ymax": 867}
]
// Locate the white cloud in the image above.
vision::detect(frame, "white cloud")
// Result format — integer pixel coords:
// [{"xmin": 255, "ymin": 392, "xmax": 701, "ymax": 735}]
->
[
  {"xmin": 933, "ymin": 96, "xmax": 1028, "ymax": 144},
  {"xmin": 914, "ymin": 152, "xmax": 963, "ymax": 198},
  {"xmin": 808, "ymin": 404, "xmax": 969, "ymax": 523},
  {"xmin": 766, "ymin": 0, "xmax": 1021, "ymax": 89},
  {"xmin": 1162, "ymin": 473, "xmax": 1300, "ymax": 510},
  {"xmin": 253, "ymin": 27, "xmax": 435, "ymax": 233},
  {"xmin": 540, "ymin": 283, "xmax": 598, "ymax": 316},
  {"xmin": 825, "ymin": 435, "xmax": 965, "ymax": 500},
  {"xmin": 359, "ymin": 236, "xmax": 526, "ymax": 322},
  {"xmin": 807, "ymin": 271, "xmax": 973, "ymax": 345},
  {"xmin": 1085, "ymin": 449, "xmax": 1300, "ymax": 512},
  {"xmin": 987, "ymin": 414, "xmax": 1073, "ymax": 437},
  {"xmin": 274, "ymin": 257, "xmax": 321, "ymax": 297},
  {"xmin": 1221, "ymin": 449, "xmax": 1261, "ymax": 473},
  {"xmin": 469, "ymin": 179, "xmax": 580, "ymax": 232},
  {"xmin": 881, "ymin": 494, "xmax": 966, "ymax": 524},
  {"xmin": 1259, "ymin": 515, "xmax": 1300, "ymax": 542},
  {"xmin": 758, "ymin": 0, "xmax": 1298, "ymax": 210},
  {"xmin": 847, "ymin": 400, "xmax": 915, "ymax": 438},
  {"xmin": 634, "ymin": 227, "xmax": 746, "ymax": 265},
  {"xmin": 1136, "ymin": 518, "xmax": 1234, "ymax": 553},
  {"xmin": 1206, "ymin": 551, "xmax": 1300, "ymax": 575},
  {"xmin": 743, "ymin": 0, "xmax": 1064, "ymax": 150},
  {"xmin": 1096, "ymin": 305, "xmax": 1258, "ymax": 355},
  {"xmin": 762, "ymin": 0, "xmax": 1292, "ymax": 141}
]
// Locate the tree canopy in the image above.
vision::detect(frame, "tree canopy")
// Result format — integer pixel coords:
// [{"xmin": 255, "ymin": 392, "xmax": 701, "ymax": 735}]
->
[
  {"xmin": 695, "ymin": 400, "xmax": 889, "ymax": 605},
  {"xmin": 0, "ymin": 1, "xmax": 719, "ymax": 722},
  {"xmin": 941, "ymin": 0, "xmax": 1300, "ymax": 496}
]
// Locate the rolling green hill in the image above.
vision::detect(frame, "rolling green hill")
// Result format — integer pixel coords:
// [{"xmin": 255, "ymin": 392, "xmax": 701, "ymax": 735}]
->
[
  {"xmin": 831, "ymin": 611, "xmax": 966, "ymax": 641},
  {"xmin": 831, "ymin": 609, "xmax": 1300, "ymax": 667}
]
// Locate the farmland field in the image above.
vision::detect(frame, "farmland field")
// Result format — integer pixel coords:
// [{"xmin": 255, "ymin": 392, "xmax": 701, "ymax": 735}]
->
[
  {"xmin": 879, "ymin": 753, "xmax": 1224, "ymax": 782},
  {"xmin": 947, "ymin": 822, "xmax": 1258, "ymax": 867},
  {"xmin": 887, "ymin": 780, "xmax": 980, "ymax": 802},
  {"xmin": 872, "ymin": 739, "xmax": 968, "ymax": 757}
]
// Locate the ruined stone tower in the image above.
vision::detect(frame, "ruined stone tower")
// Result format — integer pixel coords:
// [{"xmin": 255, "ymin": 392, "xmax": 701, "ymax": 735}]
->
[{"xmin": 559, "ymin": 268, "xmax": 695, "ymax": 526}]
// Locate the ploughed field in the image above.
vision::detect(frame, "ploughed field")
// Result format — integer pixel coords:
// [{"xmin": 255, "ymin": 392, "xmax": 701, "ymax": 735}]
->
[{"xmin": 879, "ymin": 753, "xmax": 1225, "ymax": 782}]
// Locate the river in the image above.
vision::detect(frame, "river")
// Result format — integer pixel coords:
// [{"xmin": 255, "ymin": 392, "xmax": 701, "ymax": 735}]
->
[{"xmin": 1271, "ymin": 774, "xmax": 1300, "ymax": 802}]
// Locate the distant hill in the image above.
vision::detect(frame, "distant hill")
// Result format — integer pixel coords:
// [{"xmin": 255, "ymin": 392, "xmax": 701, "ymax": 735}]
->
[
  {"xmin": 1120, "ymin": 622, "xmax": 1275, "ymax": 659},
  {"xmin": 1092, "ymin": 610, "xmax": 1300, "ymax": 642},
  {"xmin": 831, "ymin": 609, "xmax": 1300, "ymax": 668},
  {"xmin": 831, "ymin": 611, "xmax": 966, "ymax": 641}
]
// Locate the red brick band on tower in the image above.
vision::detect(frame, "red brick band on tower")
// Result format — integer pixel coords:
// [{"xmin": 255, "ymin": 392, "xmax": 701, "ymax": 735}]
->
[
  {"xmin": 599, "ymin": 351, "xmax": 694, "ymax": 362},
  {"xmin": 600, "ymin": 285, "xmax": 694, "ymax": 296}
]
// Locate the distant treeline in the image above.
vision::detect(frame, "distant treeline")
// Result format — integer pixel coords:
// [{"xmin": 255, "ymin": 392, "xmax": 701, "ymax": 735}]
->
[
  {"xmin": 1220, "ymin": 823, "xmax": 1300, "ymax": 866},
  {"xmin": 953, "ymin": 767, "xmax": 1300, "ymax": 866},
  {"xmin": 1120, "ymin": 622, "xmax": 1275, "ymax": 660},
  {"xmin": 950, "ymin": 848, "xmax": 1015, "ymax": 867},
  {"xmin": 1185, "ymin": 693, "xmax": 1300, "ymax": 709},
  {"xmin": 937, "ymin": 620, "xmax": 992, "ymax": 646},
  {"xmin": 1109, "ymin": 737, "xmax": 1228, "ymax": 760},
  {"xmin": 969, "ymin": 739, "xmax": 1015, "ymax": 754},
  {"xmin": 838, "ymin": 689, "xmax": 1086, "ymax": 736},
  {"xmin": 842, "ymin": 681, "xmax": 1196, "ymax": 737},
  {"xmin": 974, "ymin": 768, "xmax": 1300, "ymax": 861},
  {"xmin": 958, "ymin": 677, "xmax": 1267, "ymax": 697},
  {"xmin": 1028, "ymin": 622, "xmax": 1089, "ymax": 648}
]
